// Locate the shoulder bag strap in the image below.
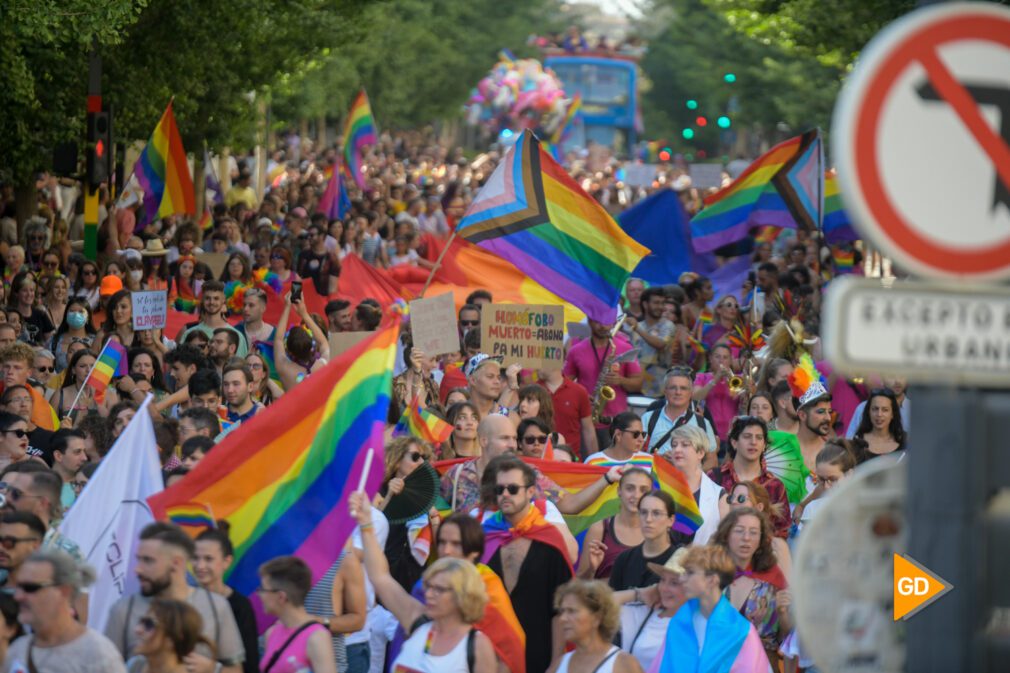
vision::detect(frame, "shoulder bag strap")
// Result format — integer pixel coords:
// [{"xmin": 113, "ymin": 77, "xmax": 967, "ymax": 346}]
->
[
  {"xmin": 26, "ymin": 637, "xmax": 40, "ymax": 673},
  {"xmin": 203, "ymin": 588, "xmax": 220, "ymax": 646},
  {"xmin": 592, "ymin": 647, "xmax": 620, "ymax": 673},
  {"xmin": 466, "ymin": 628, "xmax": 477, "ymax": 673},
  {"xmin": 263, "ymin": 621, "xmax": 320, "ymax": 673},
  {"xmin": 123, "ymin": 595, "xmax": 135, "ymax": 655},
  {"xmin": 627, "ymin": 607, "xmax": 655, "ymax": 655}
]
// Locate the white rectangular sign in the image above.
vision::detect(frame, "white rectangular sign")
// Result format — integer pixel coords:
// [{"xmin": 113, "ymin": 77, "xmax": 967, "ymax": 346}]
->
[
  {"xmin": 689, "ymin": 163, "xmax": 725, "ymax": 190},
  {"xmin": 823, "ymin": 276, "xmax": 1010, "ymax": 387},
  {"xmin": 624, "ymin": 163, "xmax": 657, "ymax": 187},
  {"xmin": 132, "ymin": 290, "xmax": 168, "ymax": 331}
]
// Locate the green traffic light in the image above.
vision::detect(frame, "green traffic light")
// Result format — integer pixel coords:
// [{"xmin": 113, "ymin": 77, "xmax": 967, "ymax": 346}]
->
[
  {"xmin": 717, "ymin": 116, "xmax": 731, "ymax": 129},
  {"xmin": 686, "ymin": 99, "xmax": 698, "ymax": 110},
  {"xmin": 724, "ymin": 73, "xmax": 736, "ymax": 83},
  {"xmin": 682, "ymin": 128, "xmax": 695, "ymax": 140}
]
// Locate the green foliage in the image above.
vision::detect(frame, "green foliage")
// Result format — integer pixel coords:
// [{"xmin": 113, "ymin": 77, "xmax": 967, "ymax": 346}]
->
[{"xmin": 640, "ymin": 0, "xmax": 840, "ymax": 153}]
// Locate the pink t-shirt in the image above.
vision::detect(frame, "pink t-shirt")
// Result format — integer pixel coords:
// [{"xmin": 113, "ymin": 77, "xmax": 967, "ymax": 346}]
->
[
  {"xmin": 262, "ymin": 622, "xmax": 328, "ymax": 673},
  {"xmin": 694, "ymin": 372, "xmax": 737, "ymax": 440},
  {"xmin": 563, "ymin": 334, "xmax": 641, "ymax": 427}
]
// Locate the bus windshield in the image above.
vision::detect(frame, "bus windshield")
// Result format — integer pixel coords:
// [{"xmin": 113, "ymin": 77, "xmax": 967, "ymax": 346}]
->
[{"xmin": 550, "ymin": 62, "xmax": 631, "ymax": 106}]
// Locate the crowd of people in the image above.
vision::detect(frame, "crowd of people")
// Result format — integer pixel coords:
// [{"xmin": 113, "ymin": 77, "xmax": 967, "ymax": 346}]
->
[{"xmin": 0, "ymin": 127, "xmax": 907, "ymax": 673}]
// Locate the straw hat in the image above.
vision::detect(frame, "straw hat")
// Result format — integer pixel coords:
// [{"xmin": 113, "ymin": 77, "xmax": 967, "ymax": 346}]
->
[
  {"xmin": 646, "ymin": 546, "xmax": 689, "ymax": 579},
  {"xmin": 141, "ymin": 238, "xmax": 168, "ymax": 257}
]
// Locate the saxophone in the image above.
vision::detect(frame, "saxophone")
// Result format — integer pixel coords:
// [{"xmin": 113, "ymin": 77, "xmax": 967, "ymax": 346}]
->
[{"xmin": 591, "ymin": 317, "xmax": 626, "ymax": 425}]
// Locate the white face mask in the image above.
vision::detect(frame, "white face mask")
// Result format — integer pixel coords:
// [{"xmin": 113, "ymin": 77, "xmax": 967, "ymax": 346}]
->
[{"xmin": 129, "ymin": 270, "xmax": 143, "ymax": 282}]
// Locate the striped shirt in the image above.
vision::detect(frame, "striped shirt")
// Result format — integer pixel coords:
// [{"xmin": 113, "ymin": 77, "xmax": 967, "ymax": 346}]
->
[{"xmin": 304, "ymin": 551, "xmax": 349, "ymax": 672}]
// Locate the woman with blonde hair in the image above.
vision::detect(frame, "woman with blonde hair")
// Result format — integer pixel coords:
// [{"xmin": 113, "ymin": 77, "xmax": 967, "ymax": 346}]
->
[
  {"xmin": 548, "ymin": 579, "xmax": 644, "ymax": 673},
  {"xmin": 657, "ymin": 425, "xmax": 728, "ymax": 545},
  {"xmin": 389, "ymin": 557, "xmax": 497, "ymax": 672},
  {"xmin": 127, "ymin": 598, "xmax": 213, "ymax": 673}
]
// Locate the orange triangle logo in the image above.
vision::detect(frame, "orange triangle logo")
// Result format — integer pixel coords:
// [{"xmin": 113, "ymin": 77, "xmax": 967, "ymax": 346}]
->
[{"xmin": 893, "ymin": 553, "xmax": 953, "ymax": 620}]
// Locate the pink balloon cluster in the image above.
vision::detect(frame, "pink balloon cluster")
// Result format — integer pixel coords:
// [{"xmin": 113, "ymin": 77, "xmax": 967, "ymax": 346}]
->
[{"xmin": 469, "ymin": 57, "xmax": 568, "ymax": 134}]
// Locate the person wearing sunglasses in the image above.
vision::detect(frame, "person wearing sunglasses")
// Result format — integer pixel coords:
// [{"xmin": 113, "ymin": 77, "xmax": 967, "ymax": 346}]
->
[
  {"xmin": 71, "ymin": 261, "xmax": 101, "ymax": 312},
  {"xmin": 517, "ymin": 417, "xmax": 554, "ymax": 459},
  {"xmin": 104, "ymin": 523, "xmax": 245, "ymax": 672},
  {"xmin": 456, "ymin": 303, "xmax": 481, "ymax": 340},
  {"xmin": 0, "ymin": 410, "xmax": 40, "ymax": 470},
  {"xmin": 129, "ymin": 598, "xmax": 210, "ymax": 673},
  {"xmin": 585, "ymin": 412, "xmax": 651, "ymax": 468},
  {"xmin": 376, "ymin": 437, "xmax": 433, "ymax": 591},
  {"xmin": 6, "ymin": 549, "xmax": 127, "ymax": 673},
  {"xmin": 0, "ymin": 511, "xmax": 44, "ymax": 591}
]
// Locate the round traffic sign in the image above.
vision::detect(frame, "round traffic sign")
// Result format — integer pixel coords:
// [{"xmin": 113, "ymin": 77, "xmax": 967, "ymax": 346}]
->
[{"xmin": 833, "ymin": 3, "xmax": 1010, "ymax": 280}]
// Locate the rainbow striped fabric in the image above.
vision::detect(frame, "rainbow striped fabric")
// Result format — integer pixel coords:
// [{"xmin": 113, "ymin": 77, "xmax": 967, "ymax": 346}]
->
[
  {"xmin": 823, "ymin": 171, "xmax": 859, "ymax": 243},
  {"xmin": 456, "ymin": 131, "xmax": 650, "ymax": 323},
  {"xmin": 198, "ymin": 208, "xmax": 213, "ymax": 232},
  {"xmin": 527, "ymin": 454, "xmax": 702, "ymax": 536},
  {"xmin": 393, "ymin": 396, "xmax": 452, "ymax": 444},
  {"xmin": 691, "ymin": 130, "xmax": 823, "ymax": 253},
  {"xmin": 342, "ymin": 90, "xmax": 377, "ymax": 189},
  {"xmin": 832, "ymin": 246, "xmax": 855, "ymax": 271},
  {"xmin": 318, "ymin": 162, "xmax": 351, "ymax": 220},
  {"xmin": 148, "ymin": 322, "xmax": 398, "ymax": 621},
  {"xmin": 134, "ymin": 100, "xmax": 195, "ymax": 226},
  {"xmin": 86, "ymin": 340, "xmax": 127, "ymax": 403},
  {"xmin": 166, "ymin": 502, "xmax": 216, "ymax": 537}
]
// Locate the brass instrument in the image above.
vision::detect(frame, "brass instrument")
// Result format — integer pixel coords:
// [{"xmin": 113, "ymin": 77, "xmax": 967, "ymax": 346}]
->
[
  {"xmin": 728, "ymin": 374, "xmax": 745, "ymax": 396},
  {"xmin": 591, "ymin": 316, "xmax": 627, "ymax": 424}
]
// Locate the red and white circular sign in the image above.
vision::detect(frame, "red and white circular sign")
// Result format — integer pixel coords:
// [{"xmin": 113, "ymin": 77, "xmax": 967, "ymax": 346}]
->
[{"xmin": 833, "ymin": 2, "xmax": 1010, "ymax": 280}]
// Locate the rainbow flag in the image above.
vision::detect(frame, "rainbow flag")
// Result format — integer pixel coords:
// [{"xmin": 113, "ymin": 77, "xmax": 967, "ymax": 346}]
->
[
  {"xmin": 198, "ymin": 207, "xmax": 213, "ymax": 232},
  {"xmin": 166, "ymin": 502, "xmax": 216, "ymax": 537},
  {"xmin": 456, "ymin": 131, "xmax": 650, "ymax": 323},
  {"xmin": 86, "ymin": 340, "xmax": 128, "ymax": 403},
  {"xmin": 342, "ymin": 89, "xmax": 377, "ymax": 189},
  {"xmin": 148, "ymin": 322, "xmax": 398, "ymax": 627},
  {"xmin": 823, "ymin": 171, "xmax": 859, "ymax": 243},
  {"xmin": 393, "ymin": 396, "xmax": 452, "ymax": 444},
  {"xmin": 753, "ymin": 226, "xmax": 782, "ymax": 244},
  {"xmin": 653, "ymin": 455, "xmax": 704, "ymax": 535},
  {"xmin": 318, "ymin": 162, "xmax": 351, "ymax": 220},
  {"xmin": 691, "ymin": 130, "xmax": 823, "ymax": 253},
  {"xmin": 134, "ymin": 100, "xmax": 195, "ymax": 227}
]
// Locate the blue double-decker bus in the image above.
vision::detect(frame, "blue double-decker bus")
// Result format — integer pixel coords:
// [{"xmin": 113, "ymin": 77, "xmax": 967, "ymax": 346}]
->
[{"xmin": 543, "ymin": 51, "xmax": 640, "ymax": 155}]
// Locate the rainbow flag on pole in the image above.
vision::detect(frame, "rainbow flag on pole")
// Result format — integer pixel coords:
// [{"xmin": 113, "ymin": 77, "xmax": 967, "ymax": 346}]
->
[
  {"xmin": 456, "ymin": 130, "xmax": 650, "ymax": 323},
  {"xmin": 691, "ymin": 130, "xmax": 823, "ymax": 253},
  {"xmin": 134, "ymin": 100, "xmax": 195, "ymax": 227},
  {"xmin": 87, "ymin": 340, "xmax": 127, "ymax": 403},
  {"xmin": 342, "ymin": 90, "xmax": 377, "ymax": 189},
  {"xmin": 823, "ymin": 171, "xmax": 859, "ymax": 243},
  {"xmin": 317, "ymin": 162, "xmax": 351, "ymax": 220},
  {"xmin": 394, "ymin": 396, "xmax": 453, "ymax": 444},
  {"xmin": 148, "ymin": 322, "xmax": 398, "ymax": 628}
]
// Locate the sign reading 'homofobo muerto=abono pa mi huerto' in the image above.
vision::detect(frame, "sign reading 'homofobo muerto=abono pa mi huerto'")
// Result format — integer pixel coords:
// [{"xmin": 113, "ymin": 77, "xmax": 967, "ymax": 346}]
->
[{"xmin": 481, "ymin": 303, "xmax": 565, "ymax": 369}]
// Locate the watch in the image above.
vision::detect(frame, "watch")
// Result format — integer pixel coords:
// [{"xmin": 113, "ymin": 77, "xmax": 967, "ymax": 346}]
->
[{"xmin": 322, "ymin": 617, "xmax": 332, "ymax": 630}]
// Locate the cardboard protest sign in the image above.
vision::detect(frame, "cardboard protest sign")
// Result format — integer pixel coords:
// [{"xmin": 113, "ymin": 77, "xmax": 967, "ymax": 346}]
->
[
  {"xmin": 201, "ymin": 253, "xmax": 229, "ymax": 279},
  {"xmin": 689, "ymin": 163, "xmax": 725, "ymax": 190},
  {"xmin": 132, "ymin": 291, "xmax": 168, "ymax": 330},
  {"xmin": 408, "ymin": 292, "xmax": 459, "ymax": 356},
  {"xmin": 481, "ymin": 304, "xmax": 565, "ymax": 369},
  {"xmin": 328, "ymin": 331, "xmax": 372, "ymax": 358},
  {"xmin": 624, "ymin": 163, "xmax": 658, "ymax": 188}
]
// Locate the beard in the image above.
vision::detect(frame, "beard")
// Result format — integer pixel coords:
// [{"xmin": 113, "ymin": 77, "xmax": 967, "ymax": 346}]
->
[{"xmin": 138, "ymin": 572, "xmax": 172, "ymax": 597}]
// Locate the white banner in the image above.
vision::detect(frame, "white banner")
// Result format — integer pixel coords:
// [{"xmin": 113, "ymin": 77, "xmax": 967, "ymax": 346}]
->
[{"xmin": 59, "ymin": 396, "xmax": 163, "ymax": 631}]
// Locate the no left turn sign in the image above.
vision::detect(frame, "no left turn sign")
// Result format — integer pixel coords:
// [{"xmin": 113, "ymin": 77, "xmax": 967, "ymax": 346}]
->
[{"xmin": 833, "ymin": 2, "xmax": 1010, "ymax": 280}]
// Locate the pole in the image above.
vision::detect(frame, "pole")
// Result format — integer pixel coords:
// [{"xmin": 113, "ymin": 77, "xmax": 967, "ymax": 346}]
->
[
  {"xmin": 418, "ymin": 229, "xmax": 459, "ymax": 298},
  {"xmin": 84, "ymin": 48, "xmax": 102, "ymax": 261},
  {"xmin": 64, "ymin": 341, "xmax": 108, "ymax": 423}
]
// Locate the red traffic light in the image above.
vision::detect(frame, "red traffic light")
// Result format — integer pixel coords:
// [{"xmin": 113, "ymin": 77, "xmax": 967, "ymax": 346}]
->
[
  {"xmin": 658, "ymin": 150, "xmax": 671, "ymax": 161},
  {"xmin": 95, "ymin": 139, "xmax": 105, "ymax": 158},
  {"xmin": 696, "ymin": 116, "xmax": 708, "ymax": 127}
]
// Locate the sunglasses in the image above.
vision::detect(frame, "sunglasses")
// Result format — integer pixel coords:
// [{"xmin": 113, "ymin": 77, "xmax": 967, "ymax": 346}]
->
[
  {"xmin": 16, "ymin": 582, "xmax": 54, "ymax": 594},
  {"xmin": 138, "ymin": 616, "xmax": 158, "ymax": 632},
  {"xmin": 523, "ymin": 435, "xmax": 548, "ymax": 445},
  {"xmin": 0, "ymin": 535, "xmax": 40, "ymax": 550},
  {"xmin": 407, "ymin": 451, "xmax": 423, "ymax": 462},
  {"xmin": 718, "ymin": 302, "xmax": 739, "ymax": 309},
  {"xmin": 620, "ymin": 430, "xmax": 645, "ymax": 439},
  {"xmin": 43, "ymin": 261, "xmax": 59, "ymax": 268},
  {"xmin": 82, "ymin": 270, "xmax": 97, "ymax": 276},
  {"xmin": 35, "ymin": 366, "xmax": 54, "ymax": 374},
  {"xmin": 495, "ymin": 484, "xmax": 529, "ymax": 496},
  {"xmin": 730, "ymin": 493, "xmax": 748, "ymax": 504},
  {"xmin": 459, "ymin": 320, "xmax": 479, "ymax": 327},
  {"xmin": 1, "ymin": 430, "xmax": 27, "ymax": 439}
]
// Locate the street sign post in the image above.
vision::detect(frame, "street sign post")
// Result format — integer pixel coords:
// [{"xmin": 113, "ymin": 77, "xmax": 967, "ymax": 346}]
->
[
  {"xmin": 832, "ymin": 2, "xmax": 1010, "ymax": 280},
  {"xmin": 823, "ymin": 276, "xmax": 1010, "ymax": 387}
]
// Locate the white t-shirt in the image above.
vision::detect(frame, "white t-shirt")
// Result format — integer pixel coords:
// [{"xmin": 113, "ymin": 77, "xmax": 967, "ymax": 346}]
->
[
  {"xmin": 6, "ymin": 628, "xmax": 127, "ymax": 673},
  {"xmin": 347, "ymin": 508, "xmax": 390, "ymax": 647},
  {"xmin": 619, "ymin": 603, "xmax": 670, "ymax": 670}
]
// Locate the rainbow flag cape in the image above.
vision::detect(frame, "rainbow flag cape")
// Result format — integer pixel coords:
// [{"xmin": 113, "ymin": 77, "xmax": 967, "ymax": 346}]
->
[
  {"xmin": 134, "ymin": 100, "xmax": 195, "ymax": 227},
  {"xmin": 456, "ymin": 131, "xmax": 649, "ymax": 323},
  {"xmin": 823, "ymin": 171, "xmax": 859, "ymax": 243},
  {"xmin": 318, "ymin": 162, "xmax": 351, "ymax": 220},
  {"xmin": 86, "ymin": 340, "xmax": 128, "ymax": 403},
  {"xmin": 166, "ymin": 502, "xmax": 216, "ymax": 537},
  {"xmin": 691, "ymin": 130, "xmax": 823, "ymax": 253},
  {"xmin": 342, "ymin": 89, "xmax": 377, "ymax": 189},
  {"xmin": 148, "ymin": 322, "xmax": 398, "ymax": 629},
  {"xmin": 393, "ymin": 396, "xmax": 452, "ymax": 444},
  {"xmin": 653, "ymin": 455, "xmax": 705, "ymax": 535}
]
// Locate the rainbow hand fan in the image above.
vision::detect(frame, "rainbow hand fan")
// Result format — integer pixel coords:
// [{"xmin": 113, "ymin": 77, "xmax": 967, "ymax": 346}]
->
[{"xmin": 765, "ymin": 430, "xmax": 809, "ymax": 504}]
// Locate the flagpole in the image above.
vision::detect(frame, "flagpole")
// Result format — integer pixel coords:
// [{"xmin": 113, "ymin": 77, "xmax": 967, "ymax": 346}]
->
[
  {"xmin": 418, "ymin": 228, "xmax": 459, "ymax": 298},
  {"xmin": 65, "ymin": 340, "xmax": 110, "ymax": 423}
]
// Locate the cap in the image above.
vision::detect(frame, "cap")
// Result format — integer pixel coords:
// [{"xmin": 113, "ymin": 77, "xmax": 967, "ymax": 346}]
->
[
  {"xmin": 290, "ymin": 207, "xmax": 308, "ymax": 219},
  {"xmin": 646, "ymin": 547, "xmax": 689, "ymax": 579},
  {"xmin": 257, "ymin": 217, "xmax": 274, "ymax": 230},
  {"xmin": 464, "ymin": 353, "xmax": 503, "ymax": 379},
  {"xmin": 119, "ymin": 248, "xmax": 142, "ymax": 263},
  {"xmin": 100, "ymin": 275, "xmax": 123, "ymax": 297}
]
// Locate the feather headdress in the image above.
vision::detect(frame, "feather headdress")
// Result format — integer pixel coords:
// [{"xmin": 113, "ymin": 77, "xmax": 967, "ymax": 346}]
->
[{"xmin": 788, "ymin": 353, "xmax": 830, "ymax": 409}]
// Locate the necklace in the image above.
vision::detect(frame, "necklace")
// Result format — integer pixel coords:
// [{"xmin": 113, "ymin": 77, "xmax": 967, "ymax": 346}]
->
[{"xmin": 422, "ymin": 624, "xmax": 436, "ymax": 654}]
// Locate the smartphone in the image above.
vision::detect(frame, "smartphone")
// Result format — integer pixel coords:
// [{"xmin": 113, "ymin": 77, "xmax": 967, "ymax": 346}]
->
[{"xmin": 291, "ymin": 280, "xmax": 302, "ymax": 302}]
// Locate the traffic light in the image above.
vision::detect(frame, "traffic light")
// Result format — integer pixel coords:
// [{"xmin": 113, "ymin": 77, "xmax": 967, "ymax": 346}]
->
[
  {"xmin": 659, "ymin": 147, "xmax": 672, "ymax": 161},
  {"xmin": 86, "ymin": 110, "xmax": 111, "ymax": 189},
  {"xmin": 682, "ymin": 128, "xmax": 695, "ymax": 140},
  {"xmin": 717, "ymin": 115, "xmax": 732, "ymax": 129},
  {"xmin": 696, "ymin": 116, "xmax": 708, "ymax": 127},
  {"xmin": 724, "ymin": 73, "xmax": 736, "ymax": 83},
  {"xmin": 686, "ymin": 99, "xmax": 698, "ymax": 110}
]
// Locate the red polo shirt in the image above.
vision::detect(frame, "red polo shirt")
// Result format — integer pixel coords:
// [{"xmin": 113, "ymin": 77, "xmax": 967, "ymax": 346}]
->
[{"xmin": 540, "ymin": 377, "xmax": 592, "ymax": 458}]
